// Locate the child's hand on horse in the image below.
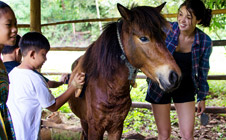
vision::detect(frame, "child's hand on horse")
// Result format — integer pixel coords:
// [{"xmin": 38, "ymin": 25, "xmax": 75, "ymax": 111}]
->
[
  {"xmin": 71, "ymin": 72, "xmax": 85, "ymax": 89},
  {"xmin": 59, "ymin": 73, "xmax": 69, "ymax": 84}
]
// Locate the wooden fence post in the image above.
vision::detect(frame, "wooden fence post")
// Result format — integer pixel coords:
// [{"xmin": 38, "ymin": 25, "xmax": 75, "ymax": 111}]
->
[{"xmin": 30, "ymin": 0, "xmax": 41, "ymax": 33}]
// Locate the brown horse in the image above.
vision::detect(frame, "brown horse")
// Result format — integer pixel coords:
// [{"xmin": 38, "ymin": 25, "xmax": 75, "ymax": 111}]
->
[{"xmin": 68, "ymin": 3, "xmax": 181, "ymax": 140}]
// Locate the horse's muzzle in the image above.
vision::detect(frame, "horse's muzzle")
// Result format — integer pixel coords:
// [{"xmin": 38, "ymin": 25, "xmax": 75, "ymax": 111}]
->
[{"xmin": 159, "ymin": 70, "xmax": 181, "ymax": 92}]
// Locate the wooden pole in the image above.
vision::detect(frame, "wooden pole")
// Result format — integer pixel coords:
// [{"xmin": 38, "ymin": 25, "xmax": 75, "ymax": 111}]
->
[
  {"xmin": 30, "ymin": 0, "xmax": 41, "ymax": 32},
  {"xmin": 95, "ymin": 0, "xmax": 102, "ymax": 32}
]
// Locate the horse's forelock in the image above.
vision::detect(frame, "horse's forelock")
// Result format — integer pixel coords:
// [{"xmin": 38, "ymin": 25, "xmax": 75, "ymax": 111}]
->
[{"xmin": 130, "ymin": 6, "xmax": 168, "ymax": 44}]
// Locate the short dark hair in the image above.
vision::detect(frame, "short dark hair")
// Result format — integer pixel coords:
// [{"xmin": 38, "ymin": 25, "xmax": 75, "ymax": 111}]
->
[
  {"xmin": 179, "ymin": 0, "xmax": 212, "ymax": 27},
  {"xmin": 19, "ymin": 32, "xmax": 50, "ymax": 56},
  {"xmin": 0, "ymin": 1, "xmax": 13, "ymax": 18},
  {"xmin": 2, "ymin": 35, "xmax": 21, "ymax": 54}
]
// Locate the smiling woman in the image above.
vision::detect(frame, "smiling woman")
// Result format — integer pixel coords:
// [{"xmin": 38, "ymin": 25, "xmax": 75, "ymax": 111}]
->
[
  {"xmin": 146, "ymin": 0, "xmax": 213, "ymax": 139},
  {"xmin": 0, "ymin": 1, "xmax": 17, "ymax": 140}
]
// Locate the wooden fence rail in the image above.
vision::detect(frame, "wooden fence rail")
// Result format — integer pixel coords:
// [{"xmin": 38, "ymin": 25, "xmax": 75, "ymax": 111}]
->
[
  {"xmin": 43, "ymin": 72, "xmax": 226, "ymax": 80},
  {"xmin": 132, "ymin": 102, "xmax": 226, "ymax": 114},
  {"xmin": 18, "ymin": 9, "xmax": 226, "ymax": 28},
  {"xmin": 48, "ymin": 40, "xmax": 226, "ymax": 51}
]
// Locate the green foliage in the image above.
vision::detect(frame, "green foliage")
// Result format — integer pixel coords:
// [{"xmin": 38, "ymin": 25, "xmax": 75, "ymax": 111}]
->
[
  {"xmin": 3, "ymin": 0, "xmax": 226, "ymax": 47},
  {"xmin": 123, "ymin": 108, "xmax": 157, "ymax": 136},
  {"xmin": 40, "ymin": 0, "xmax": 102, "ymax": 47},
  {"xmin": 123, "ymin": 79, "xmax": 155, "ymax": 135},
  {"xmin": 207, "ymin": 80, "xmax": 226, "ymax": 107},
  {"xmin": 203, "ymin": 0, "xmax": 226, "ymax": 9},
  {"xmin": 130, "ymin": 79, "xmax": 147, "ymax": 102}
]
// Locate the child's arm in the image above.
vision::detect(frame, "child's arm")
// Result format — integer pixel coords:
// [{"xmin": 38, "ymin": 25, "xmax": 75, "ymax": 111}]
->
[
  {"xmin": 47, "ymin": 80, "xmax": 64, "ymax": 88},
  {"xmin": 47, "ymin": 73, "xmax": 69, "ymax": 88},
  {"xmin": 46, "ymin": 72, "xmax": 85, "ymax": 112}
]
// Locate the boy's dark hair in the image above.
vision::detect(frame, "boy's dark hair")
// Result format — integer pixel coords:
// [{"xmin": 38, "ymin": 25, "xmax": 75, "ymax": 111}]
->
[
  {"xmin": 2, "ymin": 35, "xmax": 21, "ymax": 55},
  {"xmin": 0, "ymin": 1, "xmax": 13, "ymax": 18},
  {"xmin": 19, "ymin": 32, "xmax": 50, "ymax": 56}
]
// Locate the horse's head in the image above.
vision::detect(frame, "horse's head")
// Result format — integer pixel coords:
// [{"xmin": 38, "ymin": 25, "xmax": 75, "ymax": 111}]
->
[{"xmin": 117, "ymin": 3, "xmax": 181, "ymax": 91}]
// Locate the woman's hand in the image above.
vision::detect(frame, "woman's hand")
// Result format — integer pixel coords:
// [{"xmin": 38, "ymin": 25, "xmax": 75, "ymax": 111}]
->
[{"xmin": 197, "ymin": 100, "xmax": 205, "ymax": 116}]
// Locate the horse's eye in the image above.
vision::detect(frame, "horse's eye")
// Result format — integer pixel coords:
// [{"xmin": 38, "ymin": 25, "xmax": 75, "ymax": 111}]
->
[{"xmin": 139, "ymin": 37, "xmax": 149, "ymax": 42}]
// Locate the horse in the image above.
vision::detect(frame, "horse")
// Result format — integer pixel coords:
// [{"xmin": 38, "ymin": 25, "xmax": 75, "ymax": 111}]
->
[{"xmin": 68, "ymin": 3, "xmax": 181, "ymax": 140}]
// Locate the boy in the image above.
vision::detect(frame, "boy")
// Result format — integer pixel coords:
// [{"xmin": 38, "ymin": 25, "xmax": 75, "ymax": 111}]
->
[
  {"xmin": 7, "ymin": 32, "xmax": 85, "ymax": 140},
  {"xmin": 2, "ymin": 34, "xmax": 68, "ymax": 88},
  {"xmin": 2, "ymin": 35, "xmax": 22, "ymax": 73}
]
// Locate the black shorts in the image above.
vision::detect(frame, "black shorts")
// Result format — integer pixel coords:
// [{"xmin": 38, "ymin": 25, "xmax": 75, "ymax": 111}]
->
[
  {"xmin": 146, "ymin": 89, "xmax": 195, "ymax": 104},
  {"xmin": 146, "ymin": 78, "xmax": 196, "ymax": 104}
]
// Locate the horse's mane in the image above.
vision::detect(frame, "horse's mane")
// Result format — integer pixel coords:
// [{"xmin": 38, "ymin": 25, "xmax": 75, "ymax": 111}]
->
[
  {"xmin": 82, "ymin": 22, "xmax": 122, "ymax": 80},
  {"xmin": 81, "ymin": 5, "xmax": 168, "ymax": 80}
]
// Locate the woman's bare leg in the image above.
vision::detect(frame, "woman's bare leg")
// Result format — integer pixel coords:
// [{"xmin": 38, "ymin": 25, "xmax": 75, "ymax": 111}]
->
[
  {"xmin": 152, "ymin": 103, "xmax": 171, "ymax": 140},
  {"xmin": 175, "ymin": 101, "xmax": 195, "ymax": 140}
]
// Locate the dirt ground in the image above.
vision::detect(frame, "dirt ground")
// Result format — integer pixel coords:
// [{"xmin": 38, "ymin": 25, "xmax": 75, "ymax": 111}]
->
[{"xmin": 40, "ymin": 111, "xmax": 226, "ymax": 140}]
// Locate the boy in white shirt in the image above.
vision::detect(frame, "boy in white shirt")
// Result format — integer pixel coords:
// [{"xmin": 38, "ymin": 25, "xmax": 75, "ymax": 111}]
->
[{"xmin": 7, "ymin": 32, "xmax": 85, "ymax": 140}]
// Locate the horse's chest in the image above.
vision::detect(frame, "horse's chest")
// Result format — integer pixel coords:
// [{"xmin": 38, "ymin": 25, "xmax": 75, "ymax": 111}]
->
[
  {"xmin": 89, "ymin": 87, "xmax": 131, "ymax": 113},
  {"xmin": 89, "ymin": 95, "xmax": 132, "ymax": 126},
  {"xmin": 87, "ymin": 76, "xmax": 132, "ymax": 123},
  {"xmin": 93, "ymin": 91, "xmax": 131, "ymax": 112}
]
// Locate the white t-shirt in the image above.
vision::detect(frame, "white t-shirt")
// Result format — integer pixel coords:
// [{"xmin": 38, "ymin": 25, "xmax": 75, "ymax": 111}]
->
[{"xmin": 7, "ymin": 67, "xmax": 55, "ymax": 140}]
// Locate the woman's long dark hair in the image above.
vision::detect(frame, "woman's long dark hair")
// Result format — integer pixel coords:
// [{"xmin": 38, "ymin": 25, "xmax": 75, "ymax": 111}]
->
[{"xmin": 179, "ymin": 0, "xmax": 212, "ymax": 27}]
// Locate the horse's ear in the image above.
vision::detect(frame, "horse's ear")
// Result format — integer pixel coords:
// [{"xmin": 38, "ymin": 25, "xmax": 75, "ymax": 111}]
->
[
  {"xmin": 155, "ymin": 2, "xmax": 166, "ymax": 13},
  {"xmin": 117, "ymin": 3, "xmax": 132, "ymax": 21}
]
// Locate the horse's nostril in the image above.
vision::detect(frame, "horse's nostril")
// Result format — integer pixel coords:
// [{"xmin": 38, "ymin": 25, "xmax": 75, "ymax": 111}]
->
[{"xmin": 169, "ymin": 71, "xmax": 178, "ymax": 85}]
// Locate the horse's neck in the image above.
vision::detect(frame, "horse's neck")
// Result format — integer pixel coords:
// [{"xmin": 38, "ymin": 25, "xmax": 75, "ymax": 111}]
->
[{"xmin": 106, "ymin": 65, "xmax": 131, "ymax": 94}]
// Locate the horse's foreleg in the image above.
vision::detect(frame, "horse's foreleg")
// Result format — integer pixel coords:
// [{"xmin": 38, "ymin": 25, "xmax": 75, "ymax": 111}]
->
[
  {"xmin": 88, "ymin": 126, "xmax": 105, "ymax": 140},
  {"xmin": 80, "ymin": 120, "xmax": 88, "ymax": 140},
  {"xmin": 107, "ymin": 124, "xmax": 123, "ymax": 140}
]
